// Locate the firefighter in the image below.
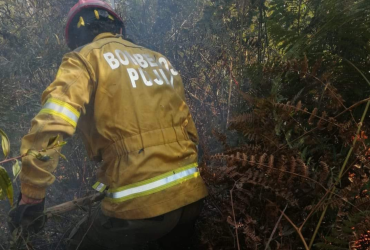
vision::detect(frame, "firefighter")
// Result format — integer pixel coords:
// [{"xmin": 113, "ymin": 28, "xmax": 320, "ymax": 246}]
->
[{"xmin": 8, "ymin": 0, "xmax": 208, "ymax": 249}]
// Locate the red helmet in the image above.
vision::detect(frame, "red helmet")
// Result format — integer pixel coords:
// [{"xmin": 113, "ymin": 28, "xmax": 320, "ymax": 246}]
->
[{"xmin": 65, "ymin": 0, "xmax": 124, "ymax": 48}]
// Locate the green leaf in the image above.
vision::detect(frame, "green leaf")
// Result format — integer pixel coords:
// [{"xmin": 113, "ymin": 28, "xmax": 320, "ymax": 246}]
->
[
  {"xmin": 301, "ymin": 147, "xmax": 308, "ymax": 161},
  {"xmin": 54, "ymin": 149, "xmax": 68, "ymax": 162},
  {"xmin": 12, "ymin": 160, "xmax": 21, "ymax": 180},
  {"xmin": 59, "ymin": 153, "xmax": 67, "ymax": 161},
  {"xmin": 0, "ymin": 128, "xmax": 10, "ymax": 158},
  {"xmin": 47, "ymin": 134, "xmax": 59, "ymax": 147},
  {"xmin": 26, "ymin": 149, "xmax": 39, "ymax": 157},
  {"xmin": 0, "ymin": 166, "xmax": 14, "ymax": 206},
  {"xmin": 0, "ymin": 185, "xmax": 5, "ymax": 200},
  {"xmin": 57, "ymin": 141, "xmax": 67, "ymax": 147},
  {"xmin": 36, "ymin": 154, "xmax": 52, "ymax": 162}
]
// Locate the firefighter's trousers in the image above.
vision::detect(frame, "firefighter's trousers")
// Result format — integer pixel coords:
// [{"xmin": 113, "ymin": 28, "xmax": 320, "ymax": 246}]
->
[{"xmin": 67, "ymin": 199, "xmax": 204, "ymax": 250}]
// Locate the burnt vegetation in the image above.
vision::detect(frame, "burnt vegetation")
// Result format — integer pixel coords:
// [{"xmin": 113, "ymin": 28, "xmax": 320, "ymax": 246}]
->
[{"xmin": 1, "ymin": 0, "xmax": 370, "ymax": 249}]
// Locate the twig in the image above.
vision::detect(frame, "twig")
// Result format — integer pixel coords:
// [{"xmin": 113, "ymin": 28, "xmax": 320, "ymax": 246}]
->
[
  {"xmin": 304, "ymin": 72, "xmax": 349, "ymax": 115},
  {"xmin": 207, "ymin": 193, "xmax": 236, "ymax": 242},
  {"xmin": 230, "ymin": 183, "xmax": 241, "ymax": 250},
  {"xmin": 168, "ymin": 14, "xmax": 191, "ymax": 40},
  {"xmin": 279, "ymin": 209, "xmax": 309, "ymax": 250},
  {"xmin": 75, "ymin": 210, "xmax": 98, "ymax": 250},
  {"xmin": 282, "ymin": 104, "xmax": 343, "ymax": 129},
  {"xmin": 335, "ymin": 97, "xmax": 370, "ymax": 118},
  {"xmin": 20, "ymin": 234, "xmax": 31, "ymax": 250},
  {"xmin": 273, "ymin": 95, "xmax": 370, "ymax": 155},
  {"xmin": 299, "ymin": 157, "xmax": 361, "ymax": 231},
  {"xmin": 230, "ymin": 158, "xmax": 361, "ymax": 212},
  {"xmin": 265, "ymin": 204, "xmax": 288, "ymax": 250},
  {"xmin": 308, "ymin": 100, "xmax": 370, "ymax": 249},
  {"xmin": 273, "ymin": 127, "xmax": 318, "ymax": 154},
  {"xmin": 0, "ymin": 143, "xmax": 66, "ymax": 165},
  {"xmin": 54, "ymin": 226, "xmax": 72, "ymax": 250},
  {"xmin": 0, "ymin": 154, "xmax": 25, "ymax": 165},
  {"xmin": 299, "ymin": 192, "xmax": 330, "ymax": 231}
]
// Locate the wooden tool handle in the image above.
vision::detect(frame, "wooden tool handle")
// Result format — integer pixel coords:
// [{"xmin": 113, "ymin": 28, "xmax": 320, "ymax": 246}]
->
[{"xmin": 45, "ymin": 192, "xmax": 105, "ymax": 217}]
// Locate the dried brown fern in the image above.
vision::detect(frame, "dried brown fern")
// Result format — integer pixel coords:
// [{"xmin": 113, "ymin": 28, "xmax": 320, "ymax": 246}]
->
[
  {"xmin": 258, "ymin": 153, "xmax": 267, "ymax": 169},
  {"xmin": 275, "ymin": 101, "xmax": 339, "ymax": 133},
  {"xmin": 243, "ymin": 225, "xmax": 261, "ymax": 243},
  {"xmin": 244, "ymin": 132, "xmax": 259, "ymax": 141},
  {"xmin": 274, "ymin": 189, "xmax": 299, "ymax": 206},
  {"xmin": 296, "ymin": 100, "xmax": 302, "ymax": 111},
  {"xmin": 325, "ymin": 84, "xmax": 345, "ymax": 109},
  {"xmin": 211, "ymin": 152, "xmax": 309, "ymax": 184},
  {"xmin": 304, "ymin": 197, "xmax": 344, "ymax": 212},
  {"xmin": 309, "ymin": 108, "xmax": 318, "ymax": 125},
  {"xmin": 287, "ymin": 156, "xmax": 296, "ymax": 184},
  {"xmin": 319, "ymin": 161, "xmax": 330, "ymax": 184},
  {"xmin": 222, "ymin": 144, "xmax": 263, "ymax": 155},
  {"xmin": 212, "ymin": 129, "xmax": 229, "ymax": 149},
  {"xmin": 354, "ymin": 197, "xmax": 370, "ymax": 212},
  {"xmin": 229, "ymin": 113, "xmax": 254, "ymax": 126},
  {"xmin": 235, "ymin": 187, "xmax": 253, "ymax": 205},
  {"xmin": 277, "ymin": 155, "xmax": 287, "ymax": 183},
  {"xmin": 317, "ymin": 111, "xmax": 328, "ymax": 129},
  {"xmin": 250, "ymin": 154, "xmax": 256, "ymax": 167},
  {"xmin": 297, "ymin": 158, "xmax": 309, "ymax": 178},
  {"xmin": 267, "ymin": 154, "xmax": 274, "ymax": 175}
]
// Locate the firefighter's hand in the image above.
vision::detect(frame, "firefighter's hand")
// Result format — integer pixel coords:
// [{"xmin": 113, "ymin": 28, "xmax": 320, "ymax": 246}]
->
[{"xmin": 8, "ymin": 194, "xmax": 46, "ymax": 234}]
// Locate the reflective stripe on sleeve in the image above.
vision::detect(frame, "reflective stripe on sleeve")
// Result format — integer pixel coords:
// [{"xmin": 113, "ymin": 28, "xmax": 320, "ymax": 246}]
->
[
  {"xmin": 92, "ymin": 182, "xmax": 107, "ymax": 192},
  {"xmin": 106, "ymin": 163, "xmax": 200, "ymax": 203},
  {"xmin": 39, "ymin": 98, "xmax": 80, "ymax": 127}
]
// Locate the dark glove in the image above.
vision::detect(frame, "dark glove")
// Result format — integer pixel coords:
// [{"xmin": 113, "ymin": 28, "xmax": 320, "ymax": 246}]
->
[{"xmin": 8, "ymin": 193, "xmax": 47, "ymax": 234}]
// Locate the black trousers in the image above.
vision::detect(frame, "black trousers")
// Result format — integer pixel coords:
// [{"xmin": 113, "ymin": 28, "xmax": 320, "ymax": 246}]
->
[{"xmin": 67, "ymin": 199, "xmax": 204, "ymax": 250}]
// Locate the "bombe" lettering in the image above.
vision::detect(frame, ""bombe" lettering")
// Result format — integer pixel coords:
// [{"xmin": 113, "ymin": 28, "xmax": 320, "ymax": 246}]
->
[{"xmin": 103, "ymin": 50, "xmax": 178, "ymax": 89}]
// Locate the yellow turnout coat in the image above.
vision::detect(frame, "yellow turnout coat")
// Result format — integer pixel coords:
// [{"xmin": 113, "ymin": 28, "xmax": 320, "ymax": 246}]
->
[{"xmin": 20, "ymin": 33, "xmax": 208, "ymax": 219}]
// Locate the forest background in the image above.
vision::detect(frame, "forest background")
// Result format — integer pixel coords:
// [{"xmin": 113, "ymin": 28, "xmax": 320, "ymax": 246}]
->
[{"xmin": 1, "ymin": 0, "xmax": 370, "ymax": 249}]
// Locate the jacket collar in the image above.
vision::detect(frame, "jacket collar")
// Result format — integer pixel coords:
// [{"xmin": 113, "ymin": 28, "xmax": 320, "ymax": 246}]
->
[{"xmin": 93, "ymin": 32, "xmax": 119, "ymax": 42}]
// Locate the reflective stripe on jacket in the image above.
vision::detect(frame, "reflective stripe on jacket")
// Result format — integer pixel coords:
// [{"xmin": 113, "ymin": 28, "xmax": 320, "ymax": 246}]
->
[{"xmin": 20, "ymin": 32, "xmax": 208, "ymax": 219}]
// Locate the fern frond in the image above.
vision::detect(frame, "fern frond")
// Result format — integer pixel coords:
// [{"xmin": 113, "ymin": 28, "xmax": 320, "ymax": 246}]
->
[
  {"xmin": 258, "ymin": 153, "xmax": 267, "ymax": 169},
  {"xmin": 267, "ymin": 154, "xmax": 274, "ymax": 175},
  {"xmin": 309, "ymin": 108, "xmax": 318, "ymax": 125},
  {"xmin": 319, "ymin": 161, "xmax": 330, "ymax": 184},
  {"xmin": 250, "ymin": 154, "xmax": 256, "ymax": 167},
  {"xmin": 353, "ymin": 197, "xmax": 370, "ymax": 214},
  {"xmin": 243, "ymin": 225, "xmax": 261, "ymax": 243},
  {"xmin": 287, "ymin": 156, "xmax": 296, "ymax": 184},
  {"xmin": 277, "ymin": 156, "xmax": 287, "ymax": 183},
  {"xmin": 317, "ymin": 111, "xmax": 328, "ymax": 129},
  {"xmin": 212, "ymin": 129, "xmax": 229, "ymax": 149},
  {"xmin": 275, "ymin": 190, "xmax": 298, "ymax": 206},
  {"xmin": 296, "ymin": 100, "xmax": 302, "ymax": 111},
  {"xmin": 297, "ymin": 158, "xmax": 309, "ymax": 178},
  {"xmin": 229, "ymin": 113, "xmax": 254, "ymax": 126}
]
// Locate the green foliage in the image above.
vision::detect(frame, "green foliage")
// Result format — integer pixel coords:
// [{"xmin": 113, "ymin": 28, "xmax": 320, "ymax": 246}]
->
[
  {"xmin": 12, "ymin": 160, "xmax": 21, "ymax": 180},
  {"xmin": 196, "ymin": 0, "xmax": 370, "ymax": 249},
  {"xmin": 0, "ymin": 127, "xmax": 67, "ymax": 208},
  {"xmin": 0, "ymin": 128, "xmax": 13, "ymax": 206},
  {"xmin": 0, "ymin": 128, "xmax": 10, "ymax": 158},
  {"xmin": 0, "ymin": 166, "xmax": 13, "ymax": 206}
]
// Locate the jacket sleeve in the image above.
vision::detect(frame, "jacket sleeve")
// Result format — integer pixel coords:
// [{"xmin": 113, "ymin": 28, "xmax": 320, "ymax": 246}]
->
[
  {"xmin": 20, "ymin": 51, "xmax": 96, "ymax": 199},
  {"xmin": 185, "ymin": 114, "xmax": 199, "ymax": 145},
  {"xmin": 176, "ymin": 74, "xmax": 199, "ymax": 145}
]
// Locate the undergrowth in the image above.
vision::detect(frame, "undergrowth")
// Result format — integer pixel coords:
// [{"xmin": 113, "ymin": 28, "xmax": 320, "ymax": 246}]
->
[{"xmin": 200, "ymin": 56, "xmax": 370, "ymax": 250}]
